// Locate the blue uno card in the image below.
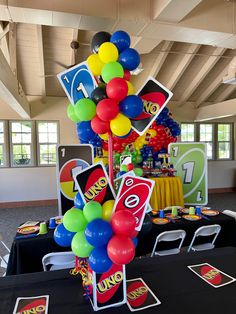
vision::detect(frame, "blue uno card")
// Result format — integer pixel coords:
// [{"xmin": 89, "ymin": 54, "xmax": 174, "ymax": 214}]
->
[{"xmin": 57, "ymin": 61, "xmax": 98, "ymax": 104}]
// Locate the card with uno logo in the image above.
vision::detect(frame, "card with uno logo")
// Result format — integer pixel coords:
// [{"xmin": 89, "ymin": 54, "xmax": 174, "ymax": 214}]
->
[
  {"xmin": 114, "ymin": 176, "xmax": 154, "ymax": 231},
  {"xmin": 13, "ymin": 295, "xmax": 49, "ymax": 314},
  {"xmin": 57, "ymin": 61, "xmax": 98, "ymax": 104},
  {"xmin": 132, "ymin": 77, "xmax": 173, "ymax": 135},
  {"xmin": 126, "ymin": 278, "xmax": 161, "ymax": 311},
  {"xmin": 73, "ymin": 162, "xmax": 115, "ymax": 205},
  {"xmin": 188, "ymin": 263, "xmax": 236, "ymax": 288}
]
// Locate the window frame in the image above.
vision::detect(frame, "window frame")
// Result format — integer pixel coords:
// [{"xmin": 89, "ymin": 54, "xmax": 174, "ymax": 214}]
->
[
  {"xmin": 216, "ymin": 122, "xmax": 234, "ymax": 161},
  {"xmin": 180, "ymin": 123, "xmax": 196, "ymax": 142},
  {"xmin": 0, "ymin": 120, "xmax": 9, "ymax": 168}
]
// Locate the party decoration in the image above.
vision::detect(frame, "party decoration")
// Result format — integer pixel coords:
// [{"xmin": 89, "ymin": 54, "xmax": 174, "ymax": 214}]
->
[
  {"xmin": 111, "ymin": 210, "xmax": 136, "ymax": 237},
  {"xmin": 101, "ymin": 61, "xmax": 124, "ymax": 83},
  {"xmin": 91, "ymin": 115, "xmax": 110, "ymax": 134},
  {"xmin": 74, "ymin": 98, "xmax": 96, "ymax": 121},
  {"xmin": 88, "ymin": 246, "xmax": 113, "ymax": 273},
  {"xmin": 74, "ymin": 191, "xmax": 85, "ymax": 209},
  {"xmin": 119, "ymin": 95, "xmax": 143, "ymax": 118},
  {"xmin": 91, "ymin": 31, "xmax": 111, "ymax": 53},
  {"xmin": 54, "ymin": 223, "xmax": 75, "ymax": 247},
  {"xmin": 96, "ymin": 98, "xmax": 119, "ymax": 122},
  {"xmin": 106, "ymin": 77, "xmax": 128, "ymax": 102},
  {"xmin": 110, "ymin": 113, "xmax": 131, "ymax": 137},
  {"xmin": 98, "ymin": 42, "xmax": 119, "ymax": 64},
  {"xmin": 110, "ymin": 30, "xmax": 131, "ymax": 52},
  {"xmin": 107, "ymin": 235, "xmax": 135, "ymax": 265},
  {"xmin": 87, "ymin": 54, "xmax": 104, "ymax": 76},
  {"xmin": 63, "ymin": 207, "xmax": 87, "ymax": 232},
  {"xmin": 71, "ymin": 231, "xmax": 94, "ymax": 257},
  {"xmin": 102, "ymin": 199, "xmax": 115, "ymax": 221},
  {"xmin": 67, "ymin": 104, "xmax": 80, "ymax": 123},
  {"xmin": 118, "ymin": 48, "xmax": 140, "ymax": 71},
  {"xmin": 83, "ymin": 201, "xmax": 103, "ymax": 222},
  {"xmin": 91, "ymin": 86, "xmax": 107, "ymax": 104},
  {"xmin": 85, "ymin": 218, "xmax": 113, "ymax": 247}
]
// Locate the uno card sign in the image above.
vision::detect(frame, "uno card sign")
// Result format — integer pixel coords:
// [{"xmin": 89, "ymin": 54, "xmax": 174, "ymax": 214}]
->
[
  {"xmin": 114, "ymin": 176, "xmax": 154, "ymax": 231},
  {"xmin": 169, "ymin": 143, "xmax": 208, "ymax": 206},
  {"xmin": 73, "ymin": 163, "xmax": 115, "ymax": 205},
  {"xmin": 57, "ymin": 61, "xmax": 98, "ymax": 104},
  {"xmin": 132, "ymin": 77, "xmax": 173, "ymax": 135},
  {"xmin": 90, "ymin": 264, "xmax": 126, "ymax": 311},
  {"xmin": 57, "ymin": 145, "xmax": 93, "ymax": 215},
  {"xmin": 13, "ymin": 295, "xmax": 49, "ymax": 314}
]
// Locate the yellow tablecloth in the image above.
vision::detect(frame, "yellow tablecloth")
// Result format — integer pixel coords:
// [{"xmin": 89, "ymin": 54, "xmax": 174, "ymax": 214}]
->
[{"xmin": 150, "ymin": 176, "xmax": 184, "ymax": 211}]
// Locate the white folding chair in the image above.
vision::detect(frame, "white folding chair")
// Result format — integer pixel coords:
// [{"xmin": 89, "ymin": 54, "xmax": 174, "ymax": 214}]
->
[
  {"xmin": 151, "ymin": 230, "xmax": 186, "ymax": 257},
  {"xmin": 0, "ymin": 240, "xmax": 10, "ymax": 277},
  {"xmin": 187, "ymin": 224, "xmax": 221, "ymax": 253},
  {"xmin": 42, "ymin": 252, "xmax": 75, "ymax": 271},
  {"xmin": 223, "ymin": 210, "xmax": 236, "ymax": 220}
]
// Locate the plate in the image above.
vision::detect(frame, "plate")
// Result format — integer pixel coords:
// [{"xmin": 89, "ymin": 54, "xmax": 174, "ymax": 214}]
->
[
  {"xmin": 201, "ymin": 210, "xmax": 219, "ymax": 216},
  {"xmin": 164, "ymin": 206, "xmax": 183, "ymax": 211},
  {"xmin": 180, "ymin": 208, "xmax": 190, "ymax": 214},
  {"xmin": 151, "ymin": 210, "xmax": 159, "ymax": 216},
  {"xmin": 17, "ymin": 225, "xmax": 40, "ymax": 235},
  {"xmin": 165, "ymin": 213, "xmax": 181, "ymax": 219},
  {"xmin": 152, "ymin": 218, "xmax": 170, "ymax": 225},
  {"xmin": 182, "ymin": 215, "xmax": 202, "ymax": 221}
]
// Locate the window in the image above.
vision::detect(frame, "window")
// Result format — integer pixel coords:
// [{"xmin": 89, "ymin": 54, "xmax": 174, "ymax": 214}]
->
[
  {"xmin": 10, "ymin": 121, "xmax": 33, "ymax": 166},
  {"xmin": 37, "ymin": 121, "xmax": 58, "ymax": 165},
  {"xmin": 0, "ymin": 121, "xmax": 5, "ymax": 167},
  {"xmin": 180, "ymin": 122, "xmax": 233, "ymax": 161}
]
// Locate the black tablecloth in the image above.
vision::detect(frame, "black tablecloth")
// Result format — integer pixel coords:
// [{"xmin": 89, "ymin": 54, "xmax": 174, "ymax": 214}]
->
[
  {"xmin": 2, "ymin": 247, "xmax": 236, "ymax": 314},
  {"xmin": 136, "ymin": 212, "xmax": 236, "ymax": 256}
]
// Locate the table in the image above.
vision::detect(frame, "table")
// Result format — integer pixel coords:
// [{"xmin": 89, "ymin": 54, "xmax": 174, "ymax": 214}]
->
[
  {"xmin": 150, "ymin": 177, "xmax": 184, "ymax": 210},
  {"xmin": 136, "ymin": 212, "xmax": 236, "ymax": 256},
  {"xmin": 2, "ymin": 247, "xmax": 236, "ymax": 314}
]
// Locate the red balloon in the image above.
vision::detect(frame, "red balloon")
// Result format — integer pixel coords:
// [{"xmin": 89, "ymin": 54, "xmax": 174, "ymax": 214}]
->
[
  {"xmin": 111, "ymin": 209, "xmax": 136, "ymax": 236},
  {"xmin": 123, "ymin": 69, "xmax": 131, "ymax": 81},
  {"xmin": 91, "ymin": 115, "xmax": 110, "ymax": 134},
  {"xmin": 96, "ymin": 98, "xmax": 119, "ymax": 122},
  {"xmin": 107, "ymin": 235, "xmax": 135, "ymax": 265},
  {"xmin": 127, "ymin": 163, "xmax": 134, "ymax": 171},
  {"xmin": 106, "ymin": 78, "xmax": 128, "ymax": 102}
]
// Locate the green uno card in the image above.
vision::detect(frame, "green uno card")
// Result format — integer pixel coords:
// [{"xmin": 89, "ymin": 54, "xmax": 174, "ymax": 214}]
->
[{"xmin": 168, "ymin": 143, "xmax": 208, "ymax": 206}]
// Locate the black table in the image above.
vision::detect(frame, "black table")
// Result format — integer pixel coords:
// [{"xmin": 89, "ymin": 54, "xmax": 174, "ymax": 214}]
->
[
  {"xmin": 2, "ymin": 247, "xmax": 236, "ymax": 314},
  {"xmin": 136, "ymin": 212, "xmax": 236, "ymax": 256}
]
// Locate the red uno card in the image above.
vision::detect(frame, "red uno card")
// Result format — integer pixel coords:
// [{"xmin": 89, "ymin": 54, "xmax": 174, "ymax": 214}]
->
[
  {"xmin": 114, "ymin": 176, "xmax": 154, "ymax": 231},
  {"xmin": 13, "ymin": 295, "xmax": 49, "ymax": 314},
  {"xmin": 188, "ymin": 263, "xmax": 236, "ymax": 288}
]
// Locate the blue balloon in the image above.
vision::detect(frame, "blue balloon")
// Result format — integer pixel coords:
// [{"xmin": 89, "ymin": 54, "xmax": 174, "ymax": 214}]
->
[
  {"xmin": 85, "ymin": 219, "xmax": 113, "ymax": 247},
  {"xmin": 119, "ymin": 95, "xmax": 143, "ymax": 118},
  {"xmin": 118, "ymin": 48, "xmax": 140, "ymax": 71},
  {"xmin": 110, "ymin": 30, "xmax": 131, "ymax": 52},
  {"xmin": 74, "ymin": 192, "xmax": 85, "ymax": 209},
  {"xmin": 76, "ymin": 121, "xmax": 96, "ymax": 142},
  {"xmin": 89, "ymin": 246, "xmax": 113, "ymax": 273},
  {"xmin": 54, "ymin": 223, "xmax": 76, "ymax": 247},
  {"xmin": 132, "ymin": 237, "xmax": 138, "ymax": 248}
]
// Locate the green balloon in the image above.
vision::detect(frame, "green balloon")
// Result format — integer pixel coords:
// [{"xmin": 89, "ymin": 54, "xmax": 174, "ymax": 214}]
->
[
  {"xmin": 83, "ymin": 201, "xmax": 103, "ymax": 222},
  {"xmin": 74, "ymin": 98, "xmax": 96, "ymax": 121},
  {"xmin": 71, "ymin": 231, "xmax": 94, "ymax": 258},
  {"xmin": 67, "ymin": 104, "xmax": 80, "ymax": 123},
  {"xmin": 136, "ymin": 155, "xmax": 143, "ymax": 163},
  {"xmin": 101, "ymin": 62, "xmax": 124, "ymax": 83},
  {"xmin": 63, "ymin": 208, "xmax": 87, "ymax": 232},
  {"xmin": 120, "ymin": 164, "xmax": 128, "ymax": 172},
  {"xmin": 132, "ymin": 155, "xmax": 137, "ymax": 164},
  {"xmin": 134, "ymin": 167, "xmax": 143, "ymax": 177}
]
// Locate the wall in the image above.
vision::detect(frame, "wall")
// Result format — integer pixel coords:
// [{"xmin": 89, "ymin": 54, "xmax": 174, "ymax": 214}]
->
[{"xmin": 0, "ymin": 97, "xmax": 78, "ymax": 202}]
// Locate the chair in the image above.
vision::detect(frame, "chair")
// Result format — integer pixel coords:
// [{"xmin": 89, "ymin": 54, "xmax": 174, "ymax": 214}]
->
[
  {"xmin": 187, "ymin": 224, "xmax": 221, "ymax": 253},
  {"xmin": 151, "ymin": 230, "xmax": 186, "ymax": 257},
  {"xmin": 42, "ymin": 252, "xmax": 75, "ymax": 271},
  {"xmin": 223, "ymin": 210, "xmax": 236, "ymax": 220},
  {"xmin": 0, "ymin": 240, "xmax": 10, "ymax": 277}
]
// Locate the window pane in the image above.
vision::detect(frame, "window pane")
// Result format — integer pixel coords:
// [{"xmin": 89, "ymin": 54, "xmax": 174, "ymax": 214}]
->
[
  {"xmin": 12, "ymin": 133, "xmax": 22, "ymax": 143},
  {"xmin": 39, "ymin": 144, "xmax": 57, "ymax": 164},
  {"xmin": 12, "ymin": 144, "xmax": 31, "ymax": 166},
  {"xmin": 11, "ymin": 122, "xmax": 22, "ymax": 132},
  {"xmin": 37, "ymin": 122, "xmax": 58, "ymax": 165},
  {"xmin": 206, "ymin": 142, "xmax": 213, "ymax": 159},
  {"xmin": 181, "ymin": 124, "xmax": 194, "ymax": 142},
  {"xmin": 218, "ymin": 124, "xmax": 230, "ymax": 141},
  {"xmin": 48, "ymin": 133, "xmax": 57, "ymax": 142},
  {"xmin": 0, "ymin": 121, "xmax": 3, "ymax": 133},
  {"xmin": 39, "ymin": 133, "xmax": 48, "ymax": 143},
  {"xmin": 0, "ymin": 133, "xmax": 3, "ymax": 144},
  {"xmin": 48, "ymin": 123, "xmax": 57, "ymax": 132},
  {"xmin": 0, "ymin": 144, "xmax": 3, "ymax": 166},
  {"xmin": 200, "ymin": 124, "xmax": 213, "ymax": 141},
  {"xmin": 38, "ymin": 122, "xmax": 48, "ymax": 133},
  {"xmin": 218, "ymin": 142, "xmax": 230, "ymax": 159}
]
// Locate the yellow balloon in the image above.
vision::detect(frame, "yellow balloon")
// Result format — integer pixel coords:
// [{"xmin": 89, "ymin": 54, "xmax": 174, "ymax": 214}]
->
[
  {"xmin": 98, "ymin": 42, "xmax": 118, "ymax": 64},
  {"xmin": 110, "ymin": 113, "xmax": 131, "ymax": 137},
  {"xmin": 99, "ymin": 133, "xmax": 108, "ymax": 140},
  {"xmin": 126, "ymin": 81, "xmax": 135, "ymax": 95},
  {"xmin": 148, "ymin": 129, "xmax": 157, "ymax": 138},
  {"xmin": 102, "ymin": 200, "xmax": 115, "ymax": 221},
  {"xmin": 87, "ymin": 54, "xmax": 104, "ymax": 76}
]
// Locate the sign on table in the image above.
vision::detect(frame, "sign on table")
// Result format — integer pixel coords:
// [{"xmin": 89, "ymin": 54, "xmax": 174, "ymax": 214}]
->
[{"xmin": 169, "ymin": 143, "xmax": 208, "ymax": 206}]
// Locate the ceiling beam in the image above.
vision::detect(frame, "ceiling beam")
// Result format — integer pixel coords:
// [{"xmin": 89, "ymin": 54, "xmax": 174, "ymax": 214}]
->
[
  {"xmin": 0, "ymin": 22, "xmax": 9, "ymax": 40},
  {"xmin": 0, "ymin": 47, "xmax": 30, "ymax": 118},
  {"xmin": 150, "ymin": 41, "xmax": 173, "ymax": 78},
  {"xmin": 178, "ymin": 47, "xmax": 226, "ymax": 107},
  {"xmin": 215, "ymin": 85, "xmax": 236, "ymax": 103},
  {"xmin": 166, "ymin": 43, "xmax": 200, "ymax": 91},
  {"xmin": 36, "ymin": 25, "xmax": 46, "ymax": 100},
  {"xmin": 8, "ymin": 23, "xmax": 17, "ymax": 77},
  {"xmin": 0, "ymin": 22, "xmax": 9, "ymax": 63}
]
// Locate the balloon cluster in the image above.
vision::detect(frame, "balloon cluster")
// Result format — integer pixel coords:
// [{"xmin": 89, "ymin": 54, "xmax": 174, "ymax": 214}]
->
[{"xmin": 54, "ymin": 193, "xmax": 137, "ymax": 274}]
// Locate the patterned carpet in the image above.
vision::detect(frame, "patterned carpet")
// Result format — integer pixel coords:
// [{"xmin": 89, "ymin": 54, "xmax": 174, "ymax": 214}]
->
[{"xmin": 0, "ymin": 193, "xmax": 236, "ymax": 276}]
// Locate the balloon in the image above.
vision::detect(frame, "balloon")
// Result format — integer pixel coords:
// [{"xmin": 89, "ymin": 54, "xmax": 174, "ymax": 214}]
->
[
  {"xmin": 110, "ymin": 30, "xmax": 131, "ymax": 52},
  {"xmin": 110, "ymin": 113, "xmax": 131, "ymax": 137},
  {"xmin": 98, "ymin": 42, "xmax": 118, "ymax": 64},
  {"xmin": 106, "ymin": 78, "xmax": 128, "ymax": 102},
  {"xmin": 136, "ymin": 155, "xmax": 143, "ymax": 163},
  {"xmin": 120, "ymin": 164, "xmax": 128, "ymax": 172},
  {"xmin": 63, "ymin": 207, "xmax": 87, "ymax": 232},
  {"xmin": 127, "ymin": 163, "xmax": 134, "ymax": 171},
  {"xmin": 111, "ymin": 210, "xmax": 136, "ymax": 237},
  {"xmin": 67, "ymin": 104, "xmax": 80, "ymax": 123},
  {"xmin": 119, "ymin": 48, "xmax": 140, "ymax": 71},
  {"xmin": 83, "ymin": 201, "xmax": 103, "ymax": 222},
  {"xmin": 89, "ymin": 246, "xmax": 113, "ymax": 273},
  {"xmin": 126, "ymin": 81, "xmax": 134, "ymax": 95},
  {"xmin": 54, "ymin": 223, "xmax": 76, "ymax": 247},
  {"xmin": 91, "ymin": 115, "xmax": 110, "ymax": 134},
  {"xmin": 139, "ymin": 214, "xmax": 152, "ymax": 237},
  {"xmin": 96, "ymin": 98, "xmax": 119, "ymax": 122},
  {"xmin": 133, "ymin": 167, "xmax": 143, "ymax": 177},
  {"xmin": 91, "ymin": 86, "xmax": 107, "ymax": 104},
  {"xmin": 85, "ymin": 218, "xmax": 113, "ymax": 247},
  {"xmin": 87, "ymin": 54, "xmax": 104, "ymax": 76},
  {"xmin": 123, "ymin": 69, "xmax": 131, "ymax": 81},
  {"xmin": 99, "ymin": 132, "xmax": 109, "ymax": 140},
  {"xmin": 74, "ymin": 192, "xmax": 85, "ymax": 209},
  {"xmin": 91, "ymin": 31, "xmax": 111, "ymax": 53},
  {"xmin": 71, "ymin": 231, "xmax": 94, "ymax": 258},
  {"xmin": 119, "ymin": 95, "xmax": 143, "ymax": 118},
  {"xmin": 77, "ymin": 121, "xmax": 96, "ymax": 142},
  {"xmin": 132, "ymin": 237, "xmax": 138, "ymax": 248},
  {"xmin": 101, "ymin": 62, "xmax": 124, "ymax": 83},
  {"xmin": 107, "ymin": 235, "xmax": 135, "ymax": 265},
  {"xmin": 74, "ymin": 98, "xmax": 96, "ymax": 121},
  {"xmin": 102, "ymin": 200, "xmax": 115, "ymax": 221}
]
